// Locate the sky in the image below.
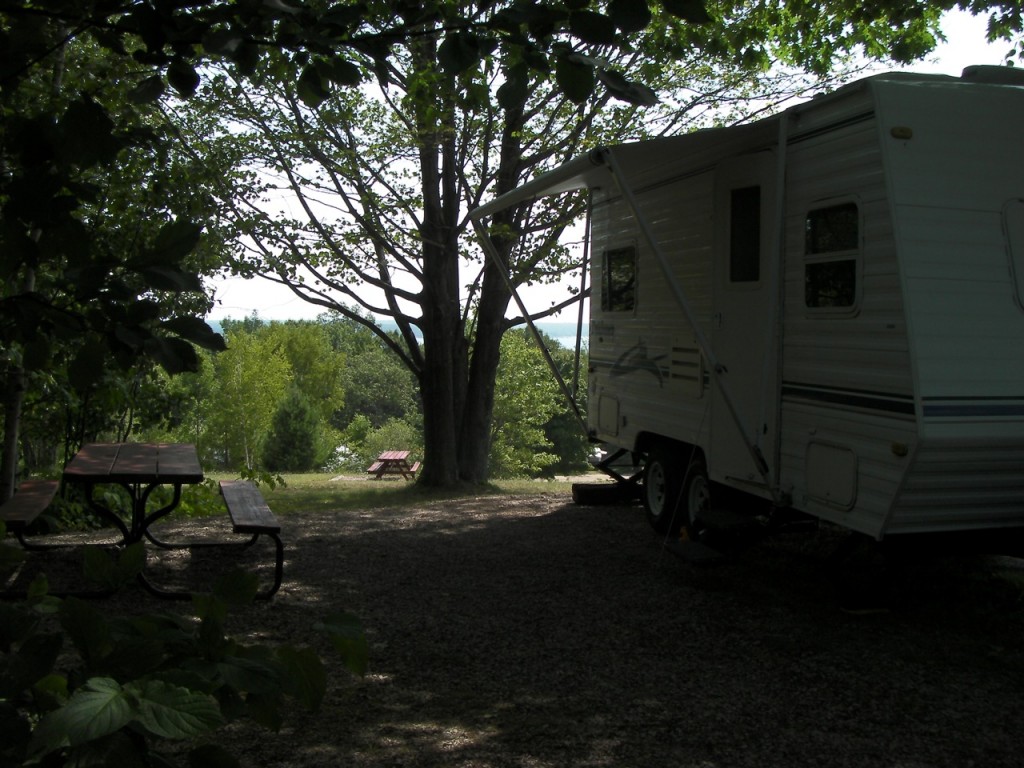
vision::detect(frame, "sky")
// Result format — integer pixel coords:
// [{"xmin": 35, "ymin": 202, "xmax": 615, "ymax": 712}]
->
[{"xmin": 205, "ymin": 9, "xmax": 1013, "ymax": 325}]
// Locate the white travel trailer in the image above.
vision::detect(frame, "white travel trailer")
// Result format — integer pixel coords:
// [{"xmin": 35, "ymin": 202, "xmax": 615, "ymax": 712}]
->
[{"xmin": 471, "ymin": 67, "xmax": 1024, "ymax": 541}]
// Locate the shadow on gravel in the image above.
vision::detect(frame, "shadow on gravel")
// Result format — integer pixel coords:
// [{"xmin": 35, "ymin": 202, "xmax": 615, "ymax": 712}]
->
[{"xmin": 13, "ymin": 496, "xmax": 1024, "ymax": 767}]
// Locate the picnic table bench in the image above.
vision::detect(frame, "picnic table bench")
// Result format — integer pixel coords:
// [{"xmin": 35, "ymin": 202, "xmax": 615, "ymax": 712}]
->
[
  {"xmin": 0, "ymin": 480, "xmax": 59, "ymax": 550},
  {"xmin": 367, "ymin": 450, "xmax": 420, "ymax": 480}
]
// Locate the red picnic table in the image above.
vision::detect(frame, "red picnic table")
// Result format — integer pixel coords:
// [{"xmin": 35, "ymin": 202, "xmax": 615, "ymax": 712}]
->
[{"xmin": 367, "ymin": 450, "xmax": 420, "ymax": 480}]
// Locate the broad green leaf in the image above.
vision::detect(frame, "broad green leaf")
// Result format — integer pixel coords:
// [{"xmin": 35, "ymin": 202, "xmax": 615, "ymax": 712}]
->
[
  {"xmin": 129, "ymin": 75, "xmax": 165, "ymax": 104},
  {"xmin": 168, "ymin": 58, "xmax": 201, "ymax": 96},
  {"xmin": 69, "ymin": 340, "xmax": 108, "ymax": 391},
  {"xmin": 317, "ymin": 612, "xmax": 369, "ymax": 676},
  {"xmin": 215, "ymin": 656, "xmax": 281, "ymax": 696},
  {"xmin": 610, "ymin": 0, "xmax": 651, "ymax": 33},
  {"xmin": 597, "ymin": 69, "xmax": 659, "ymax": 106},
  {"xmin": 82, "ymin": 547, "xmax": 117, "ymax": 590},
  {"xmin": 569, "ymin": 10, "xmax": 617, "ymax": 45},
  {"xmin": 212, "ymin": 568, "xmax": 259, "ymax": 606},
  {"xmin": 162, "ymin": 316, "xmax": 228, "ymax": 352},
  {"xmin": 661, "ymin": 0, "xmax": 711, "ymax": 24},
  {"xmin": 145, "ymin": 337, "xmax": 201, "ymax": 376},
  {"xmin": 141, "ymin": 265, "xmax": 204, "ymax": 292},
  {"xmin": 298, "ymin": 64, "xmax": 330, "ymax": 108},
  {"xmin": 59, "ymin": 597, "xmax": 113, "ymax": 666},
  {"xmin": 555, "ymin": 56, "xmax": 595, "ymax": 104},
  {"xmin": 497, "ymin": 68, "xmax": 530, "ymax": 111},
  {"xmin": 152, "ymin": 219, "xmax": 203, "ymax": 262},
  {"xmin": 328, "ymin": 57, "xmax": 363, "ymax": 86},
  {"xmin": 276, "ymin": 646, "xmax": 326, "ymax": 710},
  {"xmin": 29, "ymin": 677, "xmax": 132, "ymax": 758},
  {"xmin": 0, "ymin": 631, "xmax": 62, "ymax": 700},
  {"xmin": 132, "ymin": 680, "xmax": 223, "ymax": 739}
]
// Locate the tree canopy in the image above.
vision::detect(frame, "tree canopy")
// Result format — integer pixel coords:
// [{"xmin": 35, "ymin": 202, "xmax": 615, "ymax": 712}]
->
[{"xmin": 2, "ymin": 0, "xmax": 1022, "ymax": 490}]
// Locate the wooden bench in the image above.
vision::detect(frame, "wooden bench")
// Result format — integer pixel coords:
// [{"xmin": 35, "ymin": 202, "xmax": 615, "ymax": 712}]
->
[
  {"xmin": 0, "ymin": 480, "xmax": 59, "ymax": 550},
  {"xmin": 219, "ymin": 480, "xmax": 284, "ymax": 600}
]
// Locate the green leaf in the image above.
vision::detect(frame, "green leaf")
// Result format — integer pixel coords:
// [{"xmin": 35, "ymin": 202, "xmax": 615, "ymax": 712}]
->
[
  {"xmin": 216, "ymin": 655, "xmax": 281, "ymax": 696},
  {"xmin": 146, "ymin": 337, "xmax": 202, "ymax": 376},
  {"xmin": 82, "ymin": 546, "xmax": 139, "ymax": 591},
  {"xmin": 661, "ymin": 0, "xmax": 711, "ymax": 24},
  {"xmin": 132, "ymin": 680, "xmax": 223, "ymax": 739},
  {"xmin": 140, "ymin": 265, "xmax": 204, "ymax": 292},
  {"xmin": 597, "ymin": 69, "xmax": 659, "ymax": 106},
  {"xmin": 59, "ymin": 598, "xmax": 113, "ymax": 666},
  {"xmin": 317, "ymin": 612, "xmax": 369, "ymax": 676},
  {"xmin": 555, "ymin": 56, "xmax": 595, "ymax": 104},
  {"xmin": 152, "ymin": 219, "xmax": 203, "ymax": 262},
  {"xmin": 569, "ymin": 10, "xmax": 617, "ymax": 45},
  {"xmin": 129, "ymin": 75, "xmax": 166, "ymax": 104},
  {"xmin": 327, "ymin": 57, "xmax": 363, "ymax": 86},
  {"xmin": 163, "ymin": 316, "xmax": 228, "ymax": 352},
  {"xmin": 276, "ymin": 646, "xmax": 326, "ymax": 710},
  {"xmin": 69, "ymin": 340, "xmax": 108, "ymax": 391},
  {"xmin": 297, "ymin": 64, "xmax": 330, "ymax": 108},
  {"xmin": 212, "ymin": 568, "xmax": 259, "ymax": 605},
  {"xmin": 497, "ymin": 67, "xmax": 530, "ymax": 111},
  {"xmin": 28, "ymin": 677, "xmax": 132, "ymax": 758},
  {"xmin": 168, "ymin": 58, "xmax": 201, "ymax": 96},
  {"xmin": 0, "ymin": 631, "xmax": 62, "ymax": 700},
  {"xmin": 438, "ymin": 31, "xmax": 489, "ymax": 74},
  {"xmin": 610, "ymin": 0, "xmax": 651, "ymax": 33}
]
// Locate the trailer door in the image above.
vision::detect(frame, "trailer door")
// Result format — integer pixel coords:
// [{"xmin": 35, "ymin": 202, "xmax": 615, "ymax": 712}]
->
[{"xmin": 710, "ymin": 152, "xmax": 779, "ymax": 492}]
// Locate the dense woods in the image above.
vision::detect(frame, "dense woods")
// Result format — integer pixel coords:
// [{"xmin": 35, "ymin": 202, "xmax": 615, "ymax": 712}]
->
[{"xmin": 10, "ymin": 310, "xmax": 591, "ymax": 479}]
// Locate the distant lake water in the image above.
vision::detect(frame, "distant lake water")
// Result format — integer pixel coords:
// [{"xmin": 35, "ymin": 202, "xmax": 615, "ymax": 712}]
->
[{"xmin": 208, "ymin": 317, "xmax": 588, "ymax": 350}]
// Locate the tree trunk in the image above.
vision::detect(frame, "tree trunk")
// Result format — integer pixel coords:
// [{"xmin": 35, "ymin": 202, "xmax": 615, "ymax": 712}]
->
[
  {"xmin": 412, "ymin": 34, "xmax": 464, "ymax": 487},
  {"xmin": 455, "ymin": 99, "xmax": 526, "ymax": 482},
  {"xmin": 0, "ymin": 366, "xmax": 26, "ymax": 502}
]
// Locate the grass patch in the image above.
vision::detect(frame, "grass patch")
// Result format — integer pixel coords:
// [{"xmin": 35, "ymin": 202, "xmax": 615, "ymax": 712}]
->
[{"xmin": 202, "ymin": 472, "xmax": 589, "ymax": 516}]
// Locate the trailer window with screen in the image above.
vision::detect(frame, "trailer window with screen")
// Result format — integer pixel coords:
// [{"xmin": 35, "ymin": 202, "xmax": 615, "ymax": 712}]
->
[
  {"xmin": 730, "ymin": 186, "xmax": 761, "ymax": 282},
  {"xmin": 805, "ymin": 202, "xmax": 859, "ymax": 309},
  {"xmin": 602, "ymin": 246, "xmax": 636, "ymax": 312}
]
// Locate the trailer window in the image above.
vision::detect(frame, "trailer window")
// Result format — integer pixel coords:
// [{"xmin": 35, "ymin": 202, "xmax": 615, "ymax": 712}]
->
[
  {"xmin": 602, "ymin": 246, "xmax": 636, "ymax": 312},
  {"xmin": 730, "ymin": 186, "xmax": 761, "ymax": 282},
  {"xmin": 805, "ymin": 203, "xmax": 859, "ymax": 309}
]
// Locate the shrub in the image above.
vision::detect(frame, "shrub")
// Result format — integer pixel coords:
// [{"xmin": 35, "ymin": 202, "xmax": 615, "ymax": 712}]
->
[{"xmin": 0, "ymin": 536, "xmax": 366, "ymax": 767}]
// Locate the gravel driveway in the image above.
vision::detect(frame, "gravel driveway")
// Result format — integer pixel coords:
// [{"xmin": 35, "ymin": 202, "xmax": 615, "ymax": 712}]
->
[
  {"xmin": 178, "ymin": 491, "xmax": 1024, "ymax": 767},
  {"xmin": 26, "ymin": 490, "xmax": 1024, "ymax": 766}
]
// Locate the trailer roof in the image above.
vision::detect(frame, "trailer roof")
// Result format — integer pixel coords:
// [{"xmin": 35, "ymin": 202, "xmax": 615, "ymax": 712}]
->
[{"xmin": 469, "ymin": 68, "xmax": 1023, "ymax": 223}]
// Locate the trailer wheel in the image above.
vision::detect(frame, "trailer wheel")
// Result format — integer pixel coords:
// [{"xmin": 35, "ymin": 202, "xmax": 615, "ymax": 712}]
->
[
  {"xmin": 642, "ymin": 448, "xmax": 684, "ymax": 535},
  {"xmin": 681, "ymin": 458, "xmax": 711, "ymax": 541}
]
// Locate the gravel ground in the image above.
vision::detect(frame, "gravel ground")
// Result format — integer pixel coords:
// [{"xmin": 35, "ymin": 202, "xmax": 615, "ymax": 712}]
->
[{"xmin": 11, "ymin": 489, "xmax": 1024, "ymax": 766}]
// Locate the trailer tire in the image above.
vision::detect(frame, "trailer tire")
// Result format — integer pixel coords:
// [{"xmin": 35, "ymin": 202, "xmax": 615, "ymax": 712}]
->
[
  {"xmin": 681, "ymin": 458, "xmax": 711, "ymax": 541},
  {"xmin": 642, "ymin": 447, "xmax": 684, "ymax": 536}
]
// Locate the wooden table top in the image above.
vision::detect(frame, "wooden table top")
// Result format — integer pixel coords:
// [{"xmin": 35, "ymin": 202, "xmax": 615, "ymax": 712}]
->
[{"xmin": 63, "ymin": 443, "xmax": 203, "ymax": 484}]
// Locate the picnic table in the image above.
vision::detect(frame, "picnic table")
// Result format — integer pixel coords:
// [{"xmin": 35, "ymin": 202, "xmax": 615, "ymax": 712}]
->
[
  {"xmin": 62, "ymin": 442, "xmax": 204, "ymax": 546},
  {"xmin": 367, "ymin": 450, "xmax": 420, "ymax": 480},
  {"xmin": 10, "ymin": 442, "xmax": 284, "ymax": 600}
]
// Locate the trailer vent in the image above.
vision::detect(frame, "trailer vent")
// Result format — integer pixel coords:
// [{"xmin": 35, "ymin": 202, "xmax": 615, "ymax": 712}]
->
[
  {"xmin": 670, "ymin": 345, "xmax": 704, "ymax": 398},
  {"xmin": 961, "ymin": 65, "xmax": 1024, "ymax": 86}
]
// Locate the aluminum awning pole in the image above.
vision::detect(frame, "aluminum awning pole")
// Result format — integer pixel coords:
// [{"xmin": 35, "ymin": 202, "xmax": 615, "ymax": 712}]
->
[{"xmin": 600, "ymin": 148, "xmax": 777, "ymax": 496}]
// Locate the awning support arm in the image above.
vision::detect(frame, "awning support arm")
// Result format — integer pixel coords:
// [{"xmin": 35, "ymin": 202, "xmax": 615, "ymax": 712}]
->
[{"xmin": 600, "ymin": 148, "xmax": 780, "ymax": 503}]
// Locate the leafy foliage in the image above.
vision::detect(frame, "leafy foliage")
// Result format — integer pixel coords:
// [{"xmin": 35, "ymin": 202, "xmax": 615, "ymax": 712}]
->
[
  {"xmin": 263, "ymin": 388, "xmax": 320, "ymax": 472},
  {"xmin": 0, "ymin": 548, "xmax": 366, "ymax": 767}
]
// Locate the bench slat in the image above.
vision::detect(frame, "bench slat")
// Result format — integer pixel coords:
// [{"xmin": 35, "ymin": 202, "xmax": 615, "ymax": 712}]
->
[
  {"xmin": 220, "ymin": 480, "xmax": 280, "ymax": 534},
  {"xmin": 0, "ymin": 480, "xmax": 59, "ymax": 530}
]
